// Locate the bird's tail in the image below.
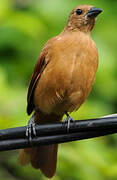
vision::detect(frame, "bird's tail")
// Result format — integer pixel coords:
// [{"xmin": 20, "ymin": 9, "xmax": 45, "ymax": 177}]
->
[
  {"xmin": 19, "ymin": 111, "xmax": 63, "ymax": 178},
  {"xmin": 19, "ymin": 145, "xmax": 58, "ymax": 178}
]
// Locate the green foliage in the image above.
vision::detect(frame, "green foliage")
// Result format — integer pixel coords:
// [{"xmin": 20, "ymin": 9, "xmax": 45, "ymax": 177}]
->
[{"xmin": 0, "ymin": 0, "xmax": 117, "ymax": 179}]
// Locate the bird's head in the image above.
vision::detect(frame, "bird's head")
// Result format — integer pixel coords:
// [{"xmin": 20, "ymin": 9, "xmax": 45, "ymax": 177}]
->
[{"xmin": 66, "ymin": 5, "xmax": 102, "ymax": 33}]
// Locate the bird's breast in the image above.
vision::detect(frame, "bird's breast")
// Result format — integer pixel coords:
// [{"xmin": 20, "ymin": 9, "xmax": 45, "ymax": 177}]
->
[{"xmin": 34, "ymin": 33, "xmax": 98, "ymax": 114}]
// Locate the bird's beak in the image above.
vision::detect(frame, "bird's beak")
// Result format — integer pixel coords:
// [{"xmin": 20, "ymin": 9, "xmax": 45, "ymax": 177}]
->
[{"xmin": 87, "ymin": 7, "xmax": 103, "ymax": 18}]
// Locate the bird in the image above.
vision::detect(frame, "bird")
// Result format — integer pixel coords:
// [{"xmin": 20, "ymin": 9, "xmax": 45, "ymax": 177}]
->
[{"xmin": 19, "ymin": 4, "xmax": 102, "ymax": 178}]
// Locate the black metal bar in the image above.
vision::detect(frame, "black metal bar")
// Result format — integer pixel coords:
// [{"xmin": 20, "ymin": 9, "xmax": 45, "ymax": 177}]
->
[
  {"xmin": 0, "ymin": 116, "xmax": 117, "ymax": 152},
  {"xmin": 0, "ymin": 116, "xmax": 117, "ymax": 140},
  {"xmin": 0, "ymin": 129, "xmax": 116, "ymax": 151}
]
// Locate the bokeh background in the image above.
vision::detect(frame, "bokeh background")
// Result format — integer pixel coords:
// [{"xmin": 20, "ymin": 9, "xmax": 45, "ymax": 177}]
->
[{"xmin": 0, "ymin": 0, "xmax": 117, "ymax": 179}]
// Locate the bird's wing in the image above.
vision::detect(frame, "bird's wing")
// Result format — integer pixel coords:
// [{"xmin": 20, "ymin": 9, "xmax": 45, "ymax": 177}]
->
[{"xmin": 27, "ymin": 50, "xmax": 49, "ymax": 115}]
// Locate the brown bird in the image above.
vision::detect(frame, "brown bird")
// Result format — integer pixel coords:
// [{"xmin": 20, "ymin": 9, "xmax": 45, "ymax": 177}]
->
[{"xmin": 19, "ymin": 5, "xmax": 102, "ymax": 178}]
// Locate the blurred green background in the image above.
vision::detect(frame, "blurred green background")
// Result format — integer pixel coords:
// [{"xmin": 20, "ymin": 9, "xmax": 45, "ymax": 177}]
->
[{"xmin": 0, "ymin": 0, "xmax": 117, "ymax": 179}]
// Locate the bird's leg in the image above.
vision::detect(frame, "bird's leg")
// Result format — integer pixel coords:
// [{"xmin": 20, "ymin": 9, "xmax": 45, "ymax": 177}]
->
[
  {"xmin": 63, "ymin": 112, "xmax": 74, "ymax": 132},
  {"xmin": 26, "ymin": 112, "xmax": 37, "ymax": 143}
]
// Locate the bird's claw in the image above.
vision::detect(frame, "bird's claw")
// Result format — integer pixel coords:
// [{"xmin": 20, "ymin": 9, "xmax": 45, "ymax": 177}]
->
[
  {"xmin": 63, "ymin": 112, "xmax": 74, "ymax": 132},
  {"xmin": 26, "ymin": 113, "xmax": 37, "ymax": 143},
  {"xmin": 32, "ymin": 123, "xmax": 36, "ymax": 136}
]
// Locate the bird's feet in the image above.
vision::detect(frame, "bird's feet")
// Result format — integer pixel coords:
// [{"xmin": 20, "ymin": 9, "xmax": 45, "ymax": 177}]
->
[
  {"xmin": 26, "ymin": 113, "xmax": 37, "ymax": 143},
  {"xmin": 63, "ymin": 112, "xmax": 75, "ymax": 132}
]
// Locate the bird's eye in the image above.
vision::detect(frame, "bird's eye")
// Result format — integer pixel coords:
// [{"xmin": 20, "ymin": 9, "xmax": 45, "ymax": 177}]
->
[{"xmin": 76, "ymin": 9, "xmax": 82, "ymax": 15}]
